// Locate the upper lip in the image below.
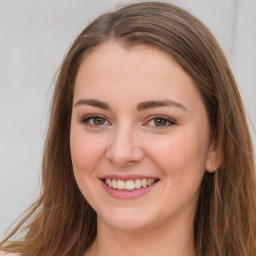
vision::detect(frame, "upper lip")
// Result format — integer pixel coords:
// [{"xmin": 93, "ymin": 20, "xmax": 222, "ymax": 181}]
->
[{"xmin": 100, "ymin": 175, "xmax": 159, "ymax": 181}]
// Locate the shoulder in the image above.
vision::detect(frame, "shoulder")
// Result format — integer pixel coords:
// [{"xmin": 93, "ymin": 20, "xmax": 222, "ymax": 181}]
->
[{"xmin": 0, "ymin": 251, "xmax": 20, "ymax": 256}]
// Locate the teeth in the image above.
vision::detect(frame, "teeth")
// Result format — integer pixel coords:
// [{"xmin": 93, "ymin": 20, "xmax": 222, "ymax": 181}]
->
[
  {"xmin": 148, "ymin": 179, "xmax": 153, "ymax": 185},
  {"xmin": 126, "ymin": 180, "xmax": 134, "ymax": 190},
  {"xmin": 112, "ymin": 179, "xmax": 117, "ymax": 189},
  {"xmin": 106, "ymin": 179, "xmax": 111, "ymax": 187},
  {"xmin": 117, "ymin": 180, "xmax": 125, "ymax": 189},
  {"xmin": 141, "ymin": 179, "xmax": 147, "ymax": 188},
  {"xmin": 135, "ymin": 179, "xmax": 141, "ymax": 189},
  {"xmin": 104, "ymin": 178, "xmax": 157, "ymax": 190}
]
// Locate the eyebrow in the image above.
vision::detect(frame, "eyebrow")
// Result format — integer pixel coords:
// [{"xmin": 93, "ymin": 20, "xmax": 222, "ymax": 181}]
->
[
  {"xmin": 74, "ymin": 99, "xmax": 110, "ymax": 110},
  {"xmin": 137, "ymin": 100, "xmax": 187, "ymax": 111},
  {"xmin": 74, "ymin": 98, "xmax": 187, "ymax": 111}
]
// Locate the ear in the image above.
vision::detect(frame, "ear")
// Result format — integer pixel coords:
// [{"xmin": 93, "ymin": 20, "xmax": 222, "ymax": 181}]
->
[{"xmin": 205, "ymin": 141, "xmax": 220, "ymax": 173}]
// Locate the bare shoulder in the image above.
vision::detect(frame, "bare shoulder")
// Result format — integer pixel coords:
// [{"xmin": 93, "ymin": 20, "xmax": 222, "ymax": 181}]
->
[{"xmin": 0, "ymin": 251, "xmax": 20, "ymax": 256}]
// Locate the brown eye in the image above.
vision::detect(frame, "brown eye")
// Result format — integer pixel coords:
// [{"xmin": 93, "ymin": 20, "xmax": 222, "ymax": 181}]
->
[
  {"xmin": 145, "ymin": 115, "xmax": 175, "ymax": 128},
  {"xmin": 154, "ymin": 118, "xmax": 167, "ymax": 126},
  {"xmin": 92, "ymin": 117, "xmax": 105, "ymax": 125},
  {"xmin": 82, "ymin": 115, "xmax": 110, "ymax": 126}
]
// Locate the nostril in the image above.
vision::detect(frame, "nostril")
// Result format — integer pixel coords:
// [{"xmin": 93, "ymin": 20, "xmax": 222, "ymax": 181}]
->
[{"xmin": 105, "ymin": 143, "xmax": 144, "ymax": 167}]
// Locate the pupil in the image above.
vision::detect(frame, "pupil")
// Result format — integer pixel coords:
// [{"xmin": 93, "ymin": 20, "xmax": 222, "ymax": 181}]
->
[
  {"xmin": 155, "ymin": 119, "xmax": 166, "ymax": 126},
  {"xmin": 94, "ymin": 117, "xmax": 104, "ymax": 125}
]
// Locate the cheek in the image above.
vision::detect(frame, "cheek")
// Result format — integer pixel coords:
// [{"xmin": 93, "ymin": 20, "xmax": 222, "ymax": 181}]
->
[
  {"xmin": 70, "ymin": 127, "xmax": 107, "ymax": 176},
  {"xmin": 70, "ymin": 127, "xmax": 108, "ymax": 207},
  {"xmin": 146, "ymin": 128, "xmax": 210, "ymax": 177}
]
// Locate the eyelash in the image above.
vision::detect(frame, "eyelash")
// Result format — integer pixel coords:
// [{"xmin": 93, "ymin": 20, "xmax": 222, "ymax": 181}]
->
[
  {"xmin": 80, "ymin": 114, "xmax": 176, "ymax": 128},
  {"xmin": 145, "ymin": 115, "xmax": 176, "ymax": 128},
  {"xmin": 81, "ymin": 114, "xmax": 110, "ymax": 127}
]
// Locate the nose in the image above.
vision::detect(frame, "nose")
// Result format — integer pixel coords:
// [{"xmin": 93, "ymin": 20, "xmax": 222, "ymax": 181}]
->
[{"xmin": 106, "ymin": 125, "xmax": 144, "ymax": 167}]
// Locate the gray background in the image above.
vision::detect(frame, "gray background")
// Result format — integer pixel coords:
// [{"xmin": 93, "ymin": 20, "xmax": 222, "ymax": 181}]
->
[{"xmin": 1, "ymin": 0, "xmax": 255, "ymax": 239}]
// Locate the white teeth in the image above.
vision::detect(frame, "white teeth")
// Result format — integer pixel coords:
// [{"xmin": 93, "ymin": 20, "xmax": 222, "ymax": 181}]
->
[
  {"xmin": 135, "ymin": 179, "xmax": 142, "ymax": 189},
  {"xmin": 141, "ymin": 179, "xmax": 147, "ymax": 188},
  {"xmin": 112, "ymin": 179, "xmax": 117, "ymax": 189},
  {"xmin": 104, "ymin": 178, "xmax": 157, "ymax": 190},
  {"xmin": 126, "ymin": 180, "xmax": 135, "ymax": 190},
  {"xmin": 117, "ymin": 180, "xmax": 125, "ymax": 189},
  {"xmin": 106, "ymin": 178, "xmax": 112, "ymax": 187},
  {"xmin": 148, "ymin": 179, "xmax": 153, "ymax": 185}
]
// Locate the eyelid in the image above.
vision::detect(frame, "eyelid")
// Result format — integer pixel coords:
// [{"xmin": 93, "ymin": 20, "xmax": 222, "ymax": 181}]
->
[
  {"xmin": 80, "ymin": 114, "xmax": 175, "ymax": 128},
  {"xmin": 80, "ymin": 114, "xmax": 111, "ymax": 126},
  {"xmin": 144, "ymin": 115, "xmax": 176, "ymax": 128}
]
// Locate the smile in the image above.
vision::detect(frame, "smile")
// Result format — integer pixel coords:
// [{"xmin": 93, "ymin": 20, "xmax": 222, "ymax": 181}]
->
[{"xmin": 104, "ymin": 178, "xmax": 158, "ymax": 191}]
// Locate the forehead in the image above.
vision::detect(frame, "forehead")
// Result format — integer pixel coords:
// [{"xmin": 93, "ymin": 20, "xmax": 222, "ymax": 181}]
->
[
  {"xmin": 75, "ymin": 41, "xmax": 193, "ymax": 89},
  {"xmin": 73, "ymin": 41, "xmax": 204, "ymax": 113}
]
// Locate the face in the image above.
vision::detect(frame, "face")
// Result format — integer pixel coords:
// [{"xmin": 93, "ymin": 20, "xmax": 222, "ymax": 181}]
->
[{"xmin": 70, "ymin": 41, "xmax": 218, "ymax": 232}]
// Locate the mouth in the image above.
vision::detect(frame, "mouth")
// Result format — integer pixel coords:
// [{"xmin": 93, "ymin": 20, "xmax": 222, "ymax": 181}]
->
[
  {"xmin": 103, "ymin": 178, "xmax": 159, "ymax": 191},
  {"xmin": 100, "ymin": 175, "xmax": 160, "ymax": 199}
]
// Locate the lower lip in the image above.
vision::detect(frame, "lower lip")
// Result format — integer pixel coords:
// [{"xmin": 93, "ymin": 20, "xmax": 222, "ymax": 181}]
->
[{"xmin": 101, "ymin": 179, "xmax": 159, "ymax": 199}]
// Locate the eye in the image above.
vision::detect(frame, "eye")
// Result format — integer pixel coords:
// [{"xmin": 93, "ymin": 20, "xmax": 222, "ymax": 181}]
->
[
  {"xmin": 145, "ymin": 116, "xmax": 175, "ymax": 128},
  {"xmin": 81, "ymin": 115, "xmax": 110, "ymax": 126}
]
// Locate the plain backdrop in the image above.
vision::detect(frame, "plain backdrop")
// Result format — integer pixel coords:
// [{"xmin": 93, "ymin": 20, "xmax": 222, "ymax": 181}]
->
[{"xmin": 0, "ymin": 0, "xmax": 255, "ymax": 239}]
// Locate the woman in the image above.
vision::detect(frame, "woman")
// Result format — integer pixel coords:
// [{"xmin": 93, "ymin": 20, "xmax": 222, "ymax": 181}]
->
[{"xmin": 1, "ymin": 2, "xmax": 256, "ymax": 256}]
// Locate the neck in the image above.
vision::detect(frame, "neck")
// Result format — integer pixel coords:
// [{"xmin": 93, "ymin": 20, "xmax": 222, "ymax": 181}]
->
[{"xmin": 86, "ymin": 215, "xmax": 196, "ymax": 256}]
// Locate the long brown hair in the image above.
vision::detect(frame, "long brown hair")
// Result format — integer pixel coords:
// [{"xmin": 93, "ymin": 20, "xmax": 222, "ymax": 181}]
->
[{"xmin": 1, "ymin": 2, "xmax": 256, "ymax": 255}]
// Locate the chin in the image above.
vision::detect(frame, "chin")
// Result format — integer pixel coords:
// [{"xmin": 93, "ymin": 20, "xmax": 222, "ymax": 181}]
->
[{"xmin": 98, "ymin": 207, "xmax": 158, "ymax": 232}]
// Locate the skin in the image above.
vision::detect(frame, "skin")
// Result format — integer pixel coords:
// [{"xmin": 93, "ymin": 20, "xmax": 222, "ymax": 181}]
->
[{"xmin": 70, "ymin": 41, "xmax": 219, "ymax": 256}]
